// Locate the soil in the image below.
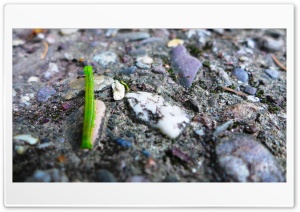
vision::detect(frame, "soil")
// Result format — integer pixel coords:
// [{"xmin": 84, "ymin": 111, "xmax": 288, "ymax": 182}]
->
[{"xmin": 12, "ymin": 29, "xmax": 287, "ymax": 182}]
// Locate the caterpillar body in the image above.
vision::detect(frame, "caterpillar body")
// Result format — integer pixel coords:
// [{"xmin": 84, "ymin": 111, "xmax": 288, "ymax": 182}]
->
[{"xmin": 81, "ymin": 65, "xmax": 95, "ymax": 149}]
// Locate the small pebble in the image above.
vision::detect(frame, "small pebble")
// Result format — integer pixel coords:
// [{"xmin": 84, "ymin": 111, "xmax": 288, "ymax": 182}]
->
[
  {"xmin": 20, "ymin": 95, "xmax": 30, "ymax": 105},
  {"xmin": 167, "ymin": 39, "xmax": 184, "ymax": 47},
  {"xmin": 116, "ymin": 32, "xmax": 150, "ymax": 41},
  {"xmin": 44, "ymin": 62, "xmax": 59, "ymax": 80},
  {"xmin": 27, "ymin": 76, "xmax": 39, "ymax": 83},
  {"xmin": 152, "ymin": 65, "xmax": 166, "ymax": 74},
  {"xmin": 246, "ymin": 95, "xmax": 260, "ymax": 103},
  {"xmin": 61, "ymin": 102, "xmax": 71, "ymax": 111},
  {"xmin": 63, "ymin": 75, "xmax": 114, "ymax": 100},
  {"xmin": 136, "ymin": 56, "xmax": 153, "ymax": 64},
  {"xmin": 12, "ymin": 39, "xmax": 25, "ymax": 46},
  {"xmin": 112, "ymin": 80, "xmax": 125, "ymax": 100},
  {"xmin": 170, "ymin": 45, "xmax": 202, "ymax": 88},
  {"xmin": 232, "ymin": 68, "xmax": 248, "ymax": 82},
  {"xmin": 163, "ymin": 175, "xmax": 180, "ymax": 182},
  {"xmin": 195, "ymin": 129, "xmax": 205, "ymax": 136},
  {"xmin": 14, "ymin": 134, "xmax": 39, "ymax": 145},
  {"xmin": 244, "ymin": 124, "xmax": 259, "ymax": 134},
  {"xmin": 32, "ymin": 170, "xmax": 52, "ymax": 182},
  {"xmin": 142, "ymin": 150, "xmax": 151, "ymax": 157},
  {"xmin": 37, "ymin": 142, "xmax": 54, "ymax": 149},
  {"xmin": 239, "ymin": 56, "xmax": 248, "ymax": 62},
  {"xmin": 120, "ymin": 66, "xmax": 137, "ymax": 75},
  {"xmin": 40, "ymin": 138, "xmax": 50, "ymax": 143},
  {"xmin": 57, "ymin": 137, "xmax": 65, "ymax": 143},
  {"xmin": 115, "ymin": 138, "xmax": 132, "ymax": 148},
  {"xmin": 140, "ymin": 37, "xmax": 163, "ymax": 45},
  {"xmin": 105, "ymin": 29, "xmax": 119, "ymax": 37},
  {"xmin": 95, "ymin": 169, "xmax": 116, "ymax": 182},
  {"xmin": 265, "ymin": 69, "xmax": 279, "ymax": 79},
  {"xmin": 259, "ymin": 36, "xmax": 284, "ymax": 52},
  {"xmin": 213, "ymin": 120, "xmax": 234, "ymax": 137},
  {"xmin": 36, "ymin": 86, "xmax": 56, "ymax": 102},
  {"xmin": 93, "ymin": 51, "xmax": 117, "ymax": 67},
  {"xmin": 12, "ymin": 89, "xmax": 16, "ymax": 97},
  {"xmin": 243, "ymin": 86, "xmax": 257, "ymax": 95},
  {"xmin": 60, "ymin": 29, "xmax": 79, "ymax": 35},
  {"xmin": 135, "ymin": 61, "xmax": 151, "ymax": 69},
  {"xmin": 30, "ymin": 169, "xmax": 69, "ymax": 182},
  {"xmin": 126, "ymin": 176, "xmax": 150, "ymax": 182},
  {"xmin": 15, "ymin": 145, "xmax": 29, "ymax": 154}
]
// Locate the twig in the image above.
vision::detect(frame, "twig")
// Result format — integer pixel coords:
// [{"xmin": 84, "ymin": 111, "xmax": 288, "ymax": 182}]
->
[
  {"xmin": 271, "ymin": 54, "xmax": 286, "ymax": 71},
  {"xmin": 221, "ymin": 86, "xmax": 248, "ymax": 97},
  {"xmin": 40, "ymin": 41, "xmax": 48, "ymax": 59}
]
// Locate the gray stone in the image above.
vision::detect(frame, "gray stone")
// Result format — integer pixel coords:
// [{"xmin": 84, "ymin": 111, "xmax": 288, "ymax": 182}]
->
[
  {"xmin": 216, "ymin": 134, "xmax": 285, "ymax": 182},
  {"xmin": 260, "ymin": 36, "xmax": 284, "ymax": 52},
  {"xmin": 95, "ymin": 169, "xmax": 116, "ymax": 182},
  {"xmin": 136, "ymin": 62, "xmax": 151, "ymax": 69},
  {"xmin": 232, "ymin": 68, "xmax": 249, "ymax": 82},
  {"xmin": 32, "ymin": 170, "xmax": 52, "ymax": 182},
  {"xmin": 243, "ymin": 86, "xmax": 257, "ymax": 95},
  {"xmin": 120, "ymin": 66, "xmax": 137, "ymax": 75},
  {"xmin": 36, "ymin": 86, "xmax": 56, "ymax": 102},
  {"xmin": 116, "ymin": 32, "xmax": 150, "ymax": 41},
  {"xmin": 93, "ymin": 51, "xmax": 117, "ymax": 67},
  {"xmin": 265, "ymin": 69, "xmax": 279, "ymax": 79},
  {"xmin": 170, "ymin": 45, "xmax": 202, "ymax": 88},
  {"xmin": 152, "ymin": 65, "xmax": 166, "ymax": 74}
]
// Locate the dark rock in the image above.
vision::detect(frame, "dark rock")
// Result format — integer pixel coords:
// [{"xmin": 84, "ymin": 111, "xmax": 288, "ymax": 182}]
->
[
  {"xmin": 223, "ymin": 102, "xmax": 260, "ymax": 122},
  {"xmin": 116, "ymin": 32, "xmax": 150, "ymax": 41},
  {"xmin": 258, "ymin": 36, "xmax": 284, "ymax": 52},
  {"xmin": 265, "ymin": 69, "xmax": 279, "ymax": 79},
  {"xmin": 135, "ymin": 62, "xmax": 151, "ymax": 69},
  {"xmin": 126, "ymin": 176, "xmax": 150, "ymax": 182},
  {"xmin": 36, "ymin": 86, "xmax": 56, "ymax": 102},
  {"xmin": 128, "ymin": 48, "xmax": 147, "ymax": 56},
  {"xmin": 243, "ymin": 86, "xmax": 257, "ymax": 95},
  {"xmin": 152, "ymin": 65, "xmax": 166, "ymax": 74},
  {"xmin": 120, "ymin": 66, "xmax": 137, "ymax": 75},
  {"xmin": 115, "ymin": 138, "xmax": 132, "ymax": 148},
  {"xmin": 216, "ymin": 134, "xmax": 285, "ymax": 182},
  {"xmin": 32, "ymin": 170, "xmax": 52, "ymax": 182},
  {"xmin": 29, "ymin": 169, "xmax": 69, "ymax": 182},
  {"xmin": 244, "ymin": 124, "xmax": 259, "ymax": 134},
  {"xmin": 163, "ymin": 175, "xmax": 180, "ymax": 182},
  {"xmin": 140, "ymin": 37, "xmax": 164, "ymax": 45},
  {"xmin": 95, "ymin": 169, "xmax": 116, "ymax": 182},
  {"xmin": 170, "ymin": 45, "xmax": 202, "ymax": 88},
  {"xmin": 232, "ymin": 68, "xmax": 248, "ymax": 82},
  {"xmin": 40, "ymin": 138, "xmax": 50, "ymax": 143}
]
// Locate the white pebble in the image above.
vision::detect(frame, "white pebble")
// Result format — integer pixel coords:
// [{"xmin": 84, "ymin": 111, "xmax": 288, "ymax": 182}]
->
[
  {"xmin": 44, "ymin": 62, "xmax": 59, "ymax": 80},
  {"xmin": 12, "ymin": 89, "xmax": 16, "ymax": 97},
  {"xmin": 247, "ymin": 95, "xmax": 260, "ymax": 103},
  {"xmin": 112, "ymin": 80, "xmax": 125, "ymax": 100},
  {"xmin": 14, "ymin": 134, "xmax": 39, "ymax": 145},
  {"xmin": 28, "ymin": 76, "xmax": 40, "ymax": 83},
  {"xmin": 137, "ymin": 56, "xmax": 153, "ymax": 64},
  {"xmin": 12, "ymin": 39, "xmax": 25, "ymax": 46},
  {"xmin": 126, "ymin": 92, "xmax": 190, "ymax": 139},
  {"xmin": 60, "ymin": 29, "xmax": 79, "ymax": 35},
  {"xmin": 37, "ymin": 142, "xmax": 54, "ymax": 149},
  {"xmin": 15, "ymin": 145, "xmax": 29, "ymax": 154}
]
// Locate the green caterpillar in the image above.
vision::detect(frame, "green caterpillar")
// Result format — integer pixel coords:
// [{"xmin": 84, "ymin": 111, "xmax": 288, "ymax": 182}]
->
[{"xmin": 81, "ymin": 65, "xmax": 95, "ymax": 149}]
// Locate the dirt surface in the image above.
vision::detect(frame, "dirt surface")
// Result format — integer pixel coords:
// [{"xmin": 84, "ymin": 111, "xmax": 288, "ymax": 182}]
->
[{"xmin": 12, "ymin": 29, "xmax": 287, "ymax": 182}]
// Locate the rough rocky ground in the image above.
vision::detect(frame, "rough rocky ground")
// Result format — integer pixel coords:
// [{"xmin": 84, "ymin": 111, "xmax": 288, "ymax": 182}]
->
[{"xmin": 12, "ymin": 29, "xmax": 287, "ymax": 182}]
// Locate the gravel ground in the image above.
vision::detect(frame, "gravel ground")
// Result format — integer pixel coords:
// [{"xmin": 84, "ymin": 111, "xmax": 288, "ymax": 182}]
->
[{"xmin": 12, "ymin": 28, "xmax": 286, "ymax": 182}]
